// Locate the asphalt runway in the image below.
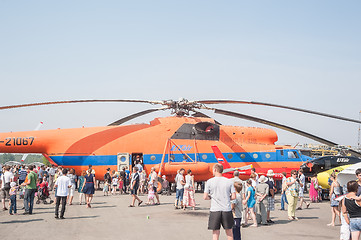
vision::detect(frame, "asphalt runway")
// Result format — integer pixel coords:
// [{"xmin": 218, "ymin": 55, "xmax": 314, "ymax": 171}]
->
[{"xmin": 0, "ymin": 191, "xmax": 340, "ymax": 240}]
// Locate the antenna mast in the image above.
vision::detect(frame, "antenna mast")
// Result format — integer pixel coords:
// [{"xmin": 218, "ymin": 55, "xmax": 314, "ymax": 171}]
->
[{"xmin": 358, "ymin": 111, "xmax": 361, "ymax": 150}]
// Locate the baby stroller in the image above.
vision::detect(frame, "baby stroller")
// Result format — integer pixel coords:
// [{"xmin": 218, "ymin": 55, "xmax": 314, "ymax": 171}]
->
[{"xmin": 36, "ymin": 182, "xmax": 53, "ymax": 204}]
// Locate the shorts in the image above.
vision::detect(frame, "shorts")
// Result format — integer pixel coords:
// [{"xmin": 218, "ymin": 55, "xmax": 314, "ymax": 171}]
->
[
  {"xmin": 208, "ymin": 211, "xmax": 234, "ymax": 230},
  {"xmin": 131, "ymin": 186, "xmax": 138, "ymax": 195},
  {"xmin": 69, "ymin": 185, "xmax": 75, "ymax": 196},
  {"xmin": 176, "ymin": 188, "xmax": 184, "ymax": 201},
  {"xmin": 349, "ymin": 217, "xmax": 361, "ymax": 232},
  {"xmin": 153, "ymin": 186, "xmax": 157, "ymax": 193},
  {"xmin": 267, "ymin": 197, "xmax": 275, "ymax": 211},
  {"xmin": 1, "ymin": 188, "xmax": 10, "ymax": 199}
]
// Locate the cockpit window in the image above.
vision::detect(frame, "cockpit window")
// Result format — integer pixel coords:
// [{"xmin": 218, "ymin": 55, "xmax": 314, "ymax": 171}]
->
[{"xmin": 288, "ymin": 151, "xmax": 299, "ymax": 159}]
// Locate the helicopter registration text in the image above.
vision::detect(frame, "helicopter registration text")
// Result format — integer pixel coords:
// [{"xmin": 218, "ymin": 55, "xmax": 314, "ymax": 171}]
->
[{"xmin": 0, "ymin": 137, "xmax": 35, "ymax": 146}]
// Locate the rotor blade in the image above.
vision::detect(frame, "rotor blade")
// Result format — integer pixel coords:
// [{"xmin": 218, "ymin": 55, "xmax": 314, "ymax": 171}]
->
[
  {"xmin": 192, "ymin": 111, "xmax": 222, "ymax": 125},
  {"xmin": 108, "ymin": 108, "xmax": 162, "ymax": 126},
  {"xmin": 213, "ymin": 108, "xmax": 361, "ymax": 158},
  {"xmin": 199, "ymin": 100, "xmax": 361, "ymax": 124},
  {"xmin": 0, "ymin": 99, "xmax": 158, "ymax": 111}
]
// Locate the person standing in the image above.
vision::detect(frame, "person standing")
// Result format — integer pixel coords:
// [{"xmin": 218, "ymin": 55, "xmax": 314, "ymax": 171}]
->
[
  {"xmin": 286, "ymin": 170, "xmax": 300, "ymax": 221},
  {"xmin": 82, "ymin": 169, "xmax": 95, "ymax": 208},
  {"xmin": 129, "ymin": 167, "xmax": 142, "ymax": 207},
  {"xmin": 1, "ymin": 166, "xmax": 14, "ymax": 211},
  {"xmin": 309, "ymin": 174, "xmax": 319, "ymax": 203},
  {"xmin": 342, "ymin": 181, "xmax": 361, "ymax": 240},
  {"xmin": 67, "ymin": 168, "xmax": 77, "ymax": 205},
  {"xmin": 297, "ymin": 169, "xmax": 310, "ymax": 210},
  {"xmin": 54, "ymin": 168, "xmax": 72, "ymax": 219},
  {"xmin": 280, "ymin": 172, "xmax": 288, "ymax": 210},
  {"xmin": 244, "ymin": 179, "xmax": 257, "ymax": 227},
  {"xmin": 328, "ymin": 174, "xmax": 341, "ymax": 226},
  {"xmin": 183, "ymin": 169, "xmax": 196, "ymax": 210},
  {"xmin": 204, "ymin": 163, "xmax": 236, "ymax": 240},
  {"xmin": 119, "ymin": 167, "xmax": 127, "ymax": 194},
  {"xmin": 175, "ymin": 168, "xmax": 185, "ymax": 209},
  {"xmin": 18, "ymin": 166, "xmax": 27, "ymax": 199},
  {"xmin": 355, "ymin": 168, "xmax": 361, "ymax": 196},
  {"xmin": 150, "ymin": 167, "xmax": 160, "ymax": 205},
  {"xmin": 266, "ymin": 170, "xmax": 276, "ymax": 224},
  {"xmin": 231, "ymin": 182, "xmax": 243, "ymax": 240},
  {"xmin": 256, "ymin": 175, "xmax": 269, "ymax": 226},
  {"xmin": 48, "ymin": 165, "xmax": 56, "ymax": 191},
  {"xmin": 78, "ymin": 170, "xmax": 86, "ymax": 205},
  {"xmin": 22, "ymin": 165, "xmax": 37, "ymax": 215},
  {"xmin": 9, "ymin": 182, "xmax": 18, "ymax": 215}
]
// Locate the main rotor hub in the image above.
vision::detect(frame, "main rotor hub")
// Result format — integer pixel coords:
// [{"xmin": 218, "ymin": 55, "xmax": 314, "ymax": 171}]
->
[{"xmin": 160, "ymin": 99, "xmax": 205, "ymax": 116}]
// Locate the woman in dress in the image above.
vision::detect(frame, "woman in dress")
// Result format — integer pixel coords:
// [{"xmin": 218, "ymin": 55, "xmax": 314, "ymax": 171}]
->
[
  {"xmin": 328, "ymin": 174, "xmax": 341, "ymax": 226},
  {"xmin": 82, "ymin": 169, "xmax": 95, "ymax": 208},
  {"xmin": 243, "ymin": 179, "xmax": 257, "ymax": 227},
  {"xmin": 78, "ymin": 170, "xmax": 86, "ymax": 205},
  {"xmin": 183, "ymin": 169, "xmax": 196, "ymax": 210},
  {"xmin": 309, "ymin": 174, "xmax": 319, "ymax": 203}
]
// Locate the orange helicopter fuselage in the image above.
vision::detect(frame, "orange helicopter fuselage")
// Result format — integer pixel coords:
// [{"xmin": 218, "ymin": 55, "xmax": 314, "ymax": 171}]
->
[{"xmin": 0, "ymin": 116, "xmax": 306, "ymax": 181}]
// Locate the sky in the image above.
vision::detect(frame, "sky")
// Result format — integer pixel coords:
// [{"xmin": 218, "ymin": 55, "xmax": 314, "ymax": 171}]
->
[{"xmin": 0, "ymin": 1, "xmax": 360, "ymax": 147}]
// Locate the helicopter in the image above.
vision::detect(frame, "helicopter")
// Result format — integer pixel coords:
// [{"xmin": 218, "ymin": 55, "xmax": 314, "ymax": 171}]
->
[{"xmin": 0, "ymin": 98, "xmax": 360, "ymax": 183}]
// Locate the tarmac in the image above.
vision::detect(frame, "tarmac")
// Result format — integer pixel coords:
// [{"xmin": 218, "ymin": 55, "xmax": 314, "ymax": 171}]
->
[{"xmin": 0, "ymin": 190, "xmax": 340, "ymax": 240}]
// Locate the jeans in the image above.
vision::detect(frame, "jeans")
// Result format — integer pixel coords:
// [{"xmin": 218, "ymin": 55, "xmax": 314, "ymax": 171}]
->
[
  {"xmin": 281, "ymin": 192, "xmax": 288, "ymax": 210},
  {"xmin": 350, "ymin": 217, "xmax": 361, "ymax": 232},
  {"xmin": 9, "ymin": 195, "xmax": 17, "ymax": 214},
  {"xmin": 24, "ymin": 189, "xmax": 36, "ymax": 214},
  {"xmin": 55, "ymin": 196, "xmax": 67, "ymax": 218},
  {"xmin": 232, "ymin": 218, "xmax": 241, "ymax": 240}
]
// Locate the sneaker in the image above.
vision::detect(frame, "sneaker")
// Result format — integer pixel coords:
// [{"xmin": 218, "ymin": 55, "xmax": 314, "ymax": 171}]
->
[
  {"xmin": 60, "ymin": 216, "xmax": 65, "ymax": 219},
  {"xmin": 267, "ymin": 220, "xmax": 275, "ymax": 224},
  {"xmin": 55, "ymin": 216, "xmax": 59, "ymax": 219}
]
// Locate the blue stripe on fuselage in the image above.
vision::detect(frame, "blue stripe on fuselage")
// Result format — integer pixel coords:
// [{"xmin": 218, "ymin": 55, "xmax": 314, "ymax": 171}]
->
[{"xmin": 50, "ymin": 151, "xmax": 303, "ymax": 166}]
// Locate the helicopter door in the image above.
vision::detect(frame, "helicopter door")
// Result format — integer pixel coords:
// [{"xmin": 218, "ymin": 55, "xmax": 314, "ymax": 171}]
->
[{"xmin": 117, "ymin": 153, "xmax": 130, "ymax": 172}]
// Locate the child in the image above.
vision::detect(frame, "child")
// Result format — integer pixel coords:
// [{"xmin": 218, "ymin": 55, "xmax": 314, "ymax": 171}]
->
[
  {"xmin": 232, "ymin": 182, "xmax": 243, "ymax": 240},
  {"xmin": 112, "ymin": 176, "xmax": 119, "ymax": 195},
  {"xmin": 9, "ymin": 182, "xmax": 18, "ymax": 215},
  {"xmin": 103, "ymin": 182, "xmax": 109, "ymax": 196},
  {"xmin": 147, "ymin": 183, "xmax": 155, "ymax": 205},
  {"xmin": 118, "ymin": 176, "xmax": 124, "ymax": 194}
]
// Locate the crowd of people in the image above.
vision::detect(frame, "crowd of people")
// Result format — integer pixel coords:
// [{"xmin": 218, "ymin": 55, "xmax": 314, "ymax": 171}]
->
[{"xmin": 1, "ymin": 163, "xmax": 361, "ymax": 239}]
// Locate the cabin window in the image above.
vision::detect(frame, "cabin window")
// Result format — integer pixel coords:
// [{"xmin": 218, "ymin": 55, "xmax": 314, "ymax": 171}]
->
[
  {"xmin": 170, "ymin": 155, "xmax": 175, "ymax": 161},
  {"xmin": 265, "ymin": 154, "xmax": 271, "ymax": 159},
  {"xmin": 253, "ymin": 153, "xmax": 258, "ymax": 159},
  {"xmin": 183, "ymin": 155, "xmax": 188, "ymax": 160},
  {"xmin": 150, "ymin": 155, "xmax": 156, "ymax": 161},
  {"xmin": 202, "ymin": 154, "xmax": 207, "ymax": 160},
  {"xmin": 280, "ymin": 150, "xmax": 284, "ymax": 156},
  {"xmin": 227, "ymin": 154, "xmax": 233, "ymax": 159},
  {"xmin": 240, "ymin": 154, "xmax": 246, "ymax": 159}
]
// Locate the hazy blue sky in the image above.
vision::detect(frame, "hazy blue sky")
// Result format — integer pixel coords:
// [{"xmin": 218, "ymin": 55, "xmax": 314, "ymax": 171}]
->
[{"xmin": 0, "ymin": 1, "xmax": 360, "ymax": 146}]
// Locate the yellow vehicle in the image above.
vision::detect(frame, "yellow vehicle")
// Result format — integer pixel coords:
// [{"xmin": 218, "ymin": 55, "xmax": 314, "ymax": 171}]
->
[{"xmin": 317, "ymin": 165, "xmax": 352, "ymax": 189}]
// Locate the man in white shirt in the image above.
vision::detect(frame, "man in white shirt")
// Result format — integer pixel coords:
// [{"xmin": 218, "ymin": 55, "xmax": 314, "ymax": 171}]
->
[
  {"xmin": 1, "ymin": 166, "xmax": 14, "ymax": 211},
  {"xmin": 54, "ymin": 169, "xmax": 71, "ymax": 219},
  {"xmin": 204, "ymin": 163, "xmax": 236, "ymax": 240},
  {"xmin": 175, "ymin": 168, "xmax": 185, "ymax": 209}
]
